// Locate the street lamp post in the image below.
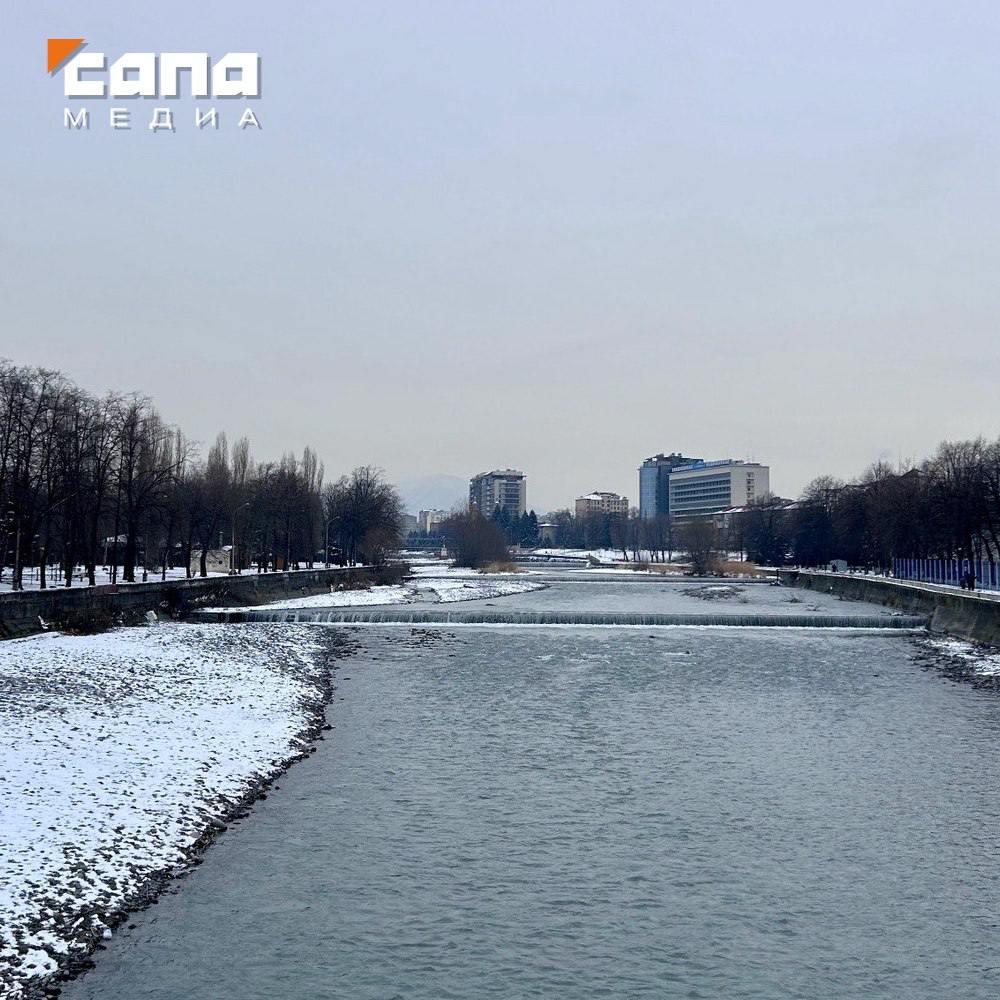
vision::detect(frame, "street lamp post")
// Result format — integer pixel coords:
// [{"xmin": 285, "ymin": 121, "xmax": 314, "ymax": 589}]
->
[
  {"xmin": 324, "ymin": 517, "xmax": 334, "ymax": 568},
  {"xmin": 230, "ymin": 501, "xmax": 251, "ymax": 575}
]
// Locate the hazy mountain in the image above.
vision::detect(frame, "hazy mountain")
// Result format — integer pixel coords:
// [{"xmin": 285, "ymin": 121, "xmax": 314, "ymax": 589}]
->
[{"xmin": 394, "ymin": 474, "xmax": 467, "ymax": 515}]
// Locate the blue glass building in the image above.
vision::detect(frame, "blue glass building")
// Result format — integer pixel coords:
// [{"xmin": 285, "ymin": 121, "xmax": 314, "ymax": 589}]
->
[{"xmin": 638, "ymin": 453, "xmax": 703, "ymax": 520}]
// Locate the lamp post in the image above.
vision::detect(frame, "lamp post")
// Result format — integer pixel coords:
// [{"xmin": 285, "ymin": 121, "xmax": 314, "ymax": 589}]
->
[
  {"xmin": 230, "ymin": 501, "xmax": 251, "ymax": 575},
  {"xmin": 324, "ymin": 516, "xmax": 335, "ymax": 568}
]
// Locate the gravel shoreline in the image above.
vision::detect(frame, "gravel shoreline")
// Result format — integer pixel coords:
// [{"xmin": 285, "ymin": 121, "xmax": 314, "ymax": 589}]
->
[
  {"xmin": 912, "ymin": 634, "xmax": 1000, "ymax": 689},
  {"xmin": 0, "ymin": 624, "xmax": 356, "ymax": 1000}
]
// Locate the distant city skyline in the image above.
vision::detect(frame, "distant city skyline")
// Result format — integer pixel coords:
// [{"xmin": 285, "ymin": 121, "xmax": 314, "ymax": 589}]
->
[{"xmin": 5, "ymin": 2, "xmax": 1000, "ymax": 513}]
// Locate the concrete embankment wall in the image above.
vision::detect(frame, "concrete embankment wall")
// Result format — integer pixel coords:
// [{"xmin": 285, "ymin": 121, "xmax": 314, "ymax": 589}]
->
[
  {"xmin": 0, "ymin": 565, "xmax": 405, "ymax": 640},
  {"xmin": 779, "ymin": 570, "xmax": 1000, "ymax": 645}
]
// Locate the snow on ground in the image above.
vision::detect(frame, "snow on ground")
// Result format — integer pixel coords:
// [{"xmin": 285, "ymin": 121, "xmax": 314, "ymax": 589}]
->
[
  {"xmin": 531, "ymin": 548, "xmax": 618, "ymax": 563},
  {"xmin": 0, "ymin": 566, "xmax": 229, "ymax": 594},
  {"xmin": 0, "ymin": 623, "xmax": 334, "ymax": 998},
  {"xmin": 530, "ymin": 547, "xmax": 697, "ymax": 564},
  {"xmin": 409, "ymin": 563, "xmax": 542, "ymax": 579},
  {"xmin": 415, "ymin": 577, "xmax": 543, "ymax": 603},
  {"xmin": 926, "ymin": 636, "xmax": 1000, "ymax": 676},
  {"xmin": 565, "ymin": 566, "xmax": 687, "ymax": 577},
  {"xmin": 529, "ymin": 548, "xmax": 751, "ymax": 566},
  {"xmin": 409, "ymin": 564, "xmax": 495, "ymax": 578},
  {"xmin": 221, "ymin": 585, "xmax": 413, "ymax": 610},
  {"xmin": 207, "ymin": 573, "xmax": 544, "ymax": 612}
]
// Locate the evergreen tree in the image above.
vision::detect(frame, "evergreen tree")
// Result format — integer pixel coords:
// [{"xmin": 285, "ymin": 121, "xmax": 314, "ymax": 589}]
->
[{"xmin": 519, "ymin": 510, "xmax": 539, "ymax": 546}]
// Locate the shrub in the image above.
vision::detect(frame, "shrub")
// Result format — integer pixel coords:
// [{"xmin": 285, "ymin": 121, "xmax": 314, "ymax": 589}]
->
[
  {"xmin": 478, "ymin": 561, "xmax": 520, "ymax": 574},
  {"xmin": 441, "ymin": 511, "xmax": 509, "ymax": 568}
]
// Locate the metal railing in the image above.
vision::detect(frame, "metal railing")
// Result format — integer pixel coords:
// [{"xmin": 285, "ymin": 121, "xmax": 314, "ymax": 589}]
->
[{"xmin": 892, "ymin": 557, "xmax": 1000, "ymax": 592}]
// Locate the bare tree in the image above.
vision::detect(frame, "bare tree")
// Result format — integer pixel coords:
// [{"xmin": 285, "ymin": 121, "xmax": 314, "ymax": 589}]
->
[
  {"xmin": 678, "ymin": 518, "xmax": 720, "ymax": 575},
  {"xmin": 323, "ymin": 466, "xmax": 403, "ymax": 566},
  {"xmin": 441, "ymin": 510, "xmax": 508, "ymax": 568}
]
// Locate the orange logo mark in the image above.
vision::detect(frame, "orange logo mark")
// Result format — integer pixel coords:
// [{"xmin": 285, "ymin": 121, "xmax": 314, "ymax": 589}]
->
[{"xmin": 48, "ymin": 38, "xmax": 85, "ymax": 74}]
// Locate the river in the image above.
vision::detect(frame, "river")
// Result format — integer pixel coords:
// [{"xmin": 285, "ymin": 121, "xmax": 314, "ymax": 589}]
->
[{"xmin": 64, "ymin": 577, "xmax": 1000, "ymax": 999}]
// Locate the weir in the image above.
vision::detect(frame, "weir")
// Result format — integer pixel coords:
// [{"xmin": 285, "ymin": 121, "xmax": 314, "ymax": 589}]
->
[{"xmin": 191, "ymin": 608, "xmax": 929, "ymax": 629}]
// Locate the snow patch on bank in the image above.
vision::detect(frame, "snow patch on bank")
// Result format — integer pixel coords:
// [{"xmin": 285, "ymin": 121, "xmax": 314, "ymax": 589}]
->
[
  {"xmin": 0, "ymin": 623, "xmax": 333, "ymax": 998},
  {"xmin": 408, "ymin": 564, "xmax": 539, "ymax": 579},
  {"xmin": 926, "ymin": 636, "xmax": 1000, "ymax": 676},
  {"xmin": 420, "ymin": 577, "xmax": 542, "ymax": 603},
  {"xmin": 208, "ymin": 575, "xmax": 544, "ymax": 612},
  {"xmin": 236, "ymin": 585, "xmax": 413, "ymax": 610}
]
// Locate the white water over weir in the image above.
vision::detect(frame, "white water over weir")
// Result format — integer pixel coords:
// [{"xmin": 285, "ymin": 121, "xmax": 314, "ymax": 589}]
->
[{"xmin": 192, "ymin": 608, "xmax": 929, "ymax": 629}]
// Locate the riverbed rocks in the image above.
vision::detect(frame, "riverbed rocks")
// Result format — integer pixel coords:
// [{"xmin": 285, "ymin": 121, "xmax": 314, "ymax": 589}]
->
[{"xmin": 914, "ymin": 635, "xmax": 1000, "ymax": 690}]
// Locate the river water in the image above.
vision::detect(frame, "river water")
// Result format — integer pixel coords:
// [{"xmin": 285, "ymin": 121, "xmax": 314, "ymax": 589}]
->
[{"xmin": 65, "ymin": 581, "xmax": 1000, "ymax": 999}]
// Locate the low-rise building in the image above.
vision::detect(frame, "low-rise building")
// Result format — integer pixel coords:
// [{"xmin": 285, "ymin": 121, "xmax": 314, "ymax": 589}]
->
[
  {"xmin": 537, "ymin": 521, "xmax": 558, "ymax": 544},
  {"xmin": 711, "ymin": 498, "xmax": 795, "ymax": 531},
  {"xmin": 189, "ymin": 547, "xmax": 230, "ymax": 575},
  {"xmin": 575, "ymin": 491, "xmax": 629, "ymax": 518}
]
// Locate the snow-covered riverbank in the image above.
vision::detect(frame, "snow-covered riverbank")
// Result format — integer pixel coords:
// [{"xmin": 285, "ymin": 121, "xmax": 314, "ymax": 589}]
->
[
  {"xmin": 923, "ymin": 636, "xmax": 1000, "ymax": 678},
  {"xmin": 0, "ymin": 623, "xmax": 342, "ymax": 999}
]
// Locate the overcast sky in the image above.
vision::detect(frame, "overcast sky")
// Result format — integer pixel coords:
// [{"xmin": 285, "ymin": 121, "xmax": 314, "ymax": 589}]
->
[{"xmin": 3, "ymin": 1, "xmax": 1000, "ymax": 512}]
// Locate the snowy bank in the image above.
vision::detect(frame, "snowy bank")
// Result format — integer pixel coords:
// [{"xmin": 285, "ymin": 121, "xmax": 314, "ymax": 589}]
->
[
  {"xmin": 0, "ymin": 566, "xmax": 228, "ymax": 595},
  {"xmin": 207, "ymin": 573, "xmax": 544, "ymax": 612},
  {"xmin": 924, "ymin": 636, "xmax": 1000, "ymax": 677},
  {"xmin": 0, "ymin": 623, "xmax": 340, "ymax": 998}
]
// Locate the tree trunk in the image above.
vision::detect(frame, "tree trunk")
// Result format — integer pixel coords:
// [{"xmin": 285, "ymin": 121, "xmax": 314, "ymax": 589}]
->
[
  {"xmin": 123, "ymin": 520, "xmax": 137, "ymax": 583},
  {"xmin": 86, "ymin": 512, "xmax": 98, "ymax": 587},
  {"xmin": 111, "ymin": 491, "xmax": 121, "ymax": 584},
  {"xmin": 12, "ymin": 518, "xmax": 22, "ymax": 590}
]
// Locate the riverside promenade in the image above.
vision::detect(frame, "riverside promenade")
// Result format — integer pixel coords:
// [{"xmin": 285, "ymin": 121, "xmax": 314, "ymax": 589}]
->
[
  {"xmin": 779, "ymin": 569, "xmax": 1000, "ymax": 644},
  {"xmin": 0, "ymin": 566, "xmax": 404, "ymax": 640}
]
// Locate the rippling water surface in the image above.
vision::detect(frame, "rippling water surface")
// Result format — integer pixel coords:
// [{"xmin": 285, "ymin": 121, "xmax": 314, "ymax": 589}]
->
[{"xmin": 66, "ymin": 621, "xmax": 1000, "ymax": 999}]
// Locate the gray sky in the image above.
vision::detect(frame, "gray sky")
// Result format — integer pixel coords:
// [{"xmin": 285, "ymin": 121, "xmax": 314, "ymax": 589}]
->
[{"xmin": 3, "ymin": 1, "xmax": 1000, "ymax": 512}]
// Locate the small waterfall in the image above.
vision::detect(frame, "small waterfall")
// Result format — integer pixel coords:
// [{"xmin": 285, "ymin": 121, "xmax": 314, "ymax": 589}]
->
[{"xmin": 192, "ymin": 608, "xmax": 928, "ymax": 629}]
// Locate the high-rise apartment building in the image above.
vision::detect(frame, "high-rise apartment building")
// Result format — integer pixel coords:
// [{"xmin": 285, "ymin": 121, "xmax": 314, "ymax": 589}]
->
[{"xmin": 469, "ymin": 470, "xmax": 526, "ymax": 517}]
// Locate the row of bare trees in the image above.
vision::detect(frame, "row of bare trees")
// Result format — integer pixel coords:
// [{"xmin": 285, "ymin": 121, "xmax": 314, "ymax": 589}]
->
[
  {"xmin": 540, "ymin": 509, "xmax": 677, "ymax": 562},
  {"xmin": 0, "ymin": 361, "xmax": 401, "ymax": 589},
  {"xmin": 539, "ymin": 438, "xmax": 1000, "ymax": 573},
  {"xmin": 723, "ymin": 438, "xmax": 1000, "ymax": 570}
]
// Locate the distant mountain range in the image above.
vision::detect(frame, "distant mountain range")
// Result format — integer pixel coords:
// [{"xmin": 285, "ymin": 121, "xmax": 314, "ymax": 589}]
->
[{"xmin": 394, "ymin": 474, "xmax": 467, "ymax": 515}]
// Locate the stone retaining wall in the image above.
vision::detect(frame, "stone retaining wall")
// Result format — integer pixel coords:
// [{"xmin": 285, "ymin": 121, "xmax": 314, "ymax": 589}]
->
[
  {"xmin": 778, "ymin": 570, "xmax": 1000, "ymax": 645},
  {"xmin": 0, "ymin": 565, "xmax": 406, "ymax": 640}
]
